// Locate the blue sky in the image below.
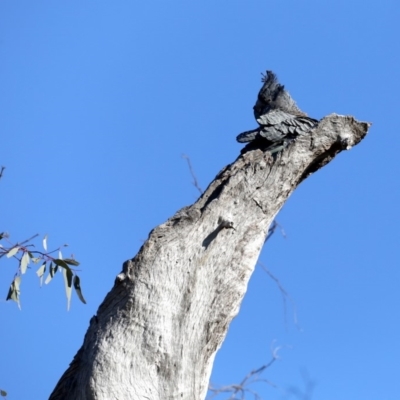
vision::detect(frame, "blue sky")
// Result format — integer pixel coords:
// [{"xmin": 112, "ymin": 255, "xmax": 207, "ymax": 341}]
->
[{"xmin": 1, "ymin": 1, "xmax": 399, "ymax": 399}]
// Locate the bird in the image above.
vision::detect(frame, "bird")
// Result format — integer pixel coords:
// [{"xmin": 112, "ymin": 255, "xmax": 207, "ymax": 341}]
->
[{"xmin": 236, "ymin": 71, "xmax": 318, "ymax": 153}]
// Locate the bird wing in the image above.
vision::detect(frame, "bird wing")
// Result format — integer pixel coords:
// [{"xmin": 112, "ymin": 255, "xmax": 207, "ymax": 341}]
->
[
  {"xmin": 256, "ymin": 110, "xmax": 317, "ymax": 142},
  {"xmin": 256, "ymin": 109, "xmax": 297, "ymax": 126}
]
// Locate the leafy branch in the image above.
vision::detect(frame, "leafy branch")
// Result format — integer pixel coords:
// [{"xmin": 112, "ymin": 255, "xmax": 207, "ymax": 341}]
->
[{"xmin": 0, "ymin": 233, "xmax": 86, "ymax": 310}]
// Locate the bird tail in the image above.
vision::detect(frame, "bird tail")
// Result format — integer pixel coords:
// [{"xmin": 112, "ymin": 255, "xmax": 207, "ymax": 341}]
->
[{"xmin": 236, "ymin": 128, "xmax": 260, "ymax": 143}]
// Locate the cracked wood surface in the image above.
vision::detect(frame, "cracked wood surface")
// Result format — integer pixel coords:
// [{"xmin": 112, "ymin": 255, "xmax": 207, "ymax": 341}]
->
[{"xmin": 49, "ymin": 114, "xmax": 370, "ymax": 400}]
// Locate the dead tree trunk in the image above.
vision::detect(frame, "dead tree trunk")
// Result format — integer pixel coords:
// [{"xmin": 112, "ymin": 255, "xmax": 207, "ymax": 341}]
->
[{"xmin": 49, "ymin": 114, "xmax": 370, "ymax": 400}]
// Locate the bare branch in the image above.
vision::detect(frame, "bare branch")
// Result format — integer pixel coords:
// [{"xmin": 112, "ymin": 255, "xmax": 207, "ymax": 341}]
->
[
  {"xmin": 208, "ymin": 346, "xmax": 280, "ymax": 400},
  {"xmin": 286, "ymin": 370, "xmax": 316, "ymax": 400},
  {"xmin": 258, "ymin": 261, "xmax": 300, "ymax": 330},
  {"xmin": 182, "ymin": 153, "xmax": 203, "ymax": 194}
]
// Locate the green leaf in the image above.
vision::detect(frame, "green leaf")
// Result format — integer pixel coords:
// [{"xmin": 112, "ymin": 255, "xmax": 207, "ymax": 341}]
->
[
  {"xmin": 0, "ymin": 389, "xmax": 7, "ymax": 397},
  {"xmin": 6, "ymin": 246, "xmax": 19, "ymax": 258},
  {"xmin": 43, "ymin": 234, "xmax": 48, "ymax": 251},
  {"xmin": 6, "ymin": 276, "xmax": 21, "ymax": 309},
  {"xmin": 44, "ymin": 262, "xmax": 55, "ymax": 285},
  {"xmin": 53, "ymin": 258, "xmax": 70, "ymax": 269},
  {"xmin": 36, "ymin": 262, "xmax": 46, "ymax": 286},
  {"xmin": 62, "ymin": 267, "xmax": 73, "ymax": 311},
  {"xmin": 20, "ymin": 252, "xmax": 30, "ymax": 274},
  {"xmin": 63, "ymin": 258, "xmax": 80, "ymax": 266},
  {"xmin": 73, "ymin": 275, "xmax": 87, "ymax": 304},
  {"xmin": 63, "ymin": 258, "xmax": 79, "ymax": 267}
]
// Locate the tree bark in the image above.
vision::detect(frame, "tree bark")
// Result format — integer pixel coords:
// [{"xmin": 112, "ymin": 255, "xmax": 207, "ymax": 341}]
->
[{"xmin": 49, "ymin": 114, "xmax": 370, "ymax": 400}]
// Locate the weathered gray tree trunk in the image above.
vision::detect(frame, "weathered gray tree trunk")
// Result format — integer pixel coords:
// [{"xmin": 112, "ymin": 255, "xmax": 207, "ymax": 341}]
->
[{"xmin": 49, "ymin": 114, "xmax": 370, "ymax": 400}]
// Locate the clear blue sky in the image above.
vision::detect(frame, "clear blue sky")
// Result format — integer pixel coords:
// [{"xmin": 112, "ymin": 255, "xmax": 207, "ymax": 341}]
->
[{"xmin": 1, "ymin": 2, "xmax": 399, "ymax": 399}]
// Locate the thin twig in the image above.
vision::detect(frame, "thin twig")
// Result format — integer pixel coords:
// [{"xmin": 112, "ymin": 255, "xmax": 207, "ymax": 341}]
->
[
  {"xmin": 17, "ymin": 233, "xmax": 39, "ymax": 246},
  {"xmin": 182, "ymin": 154, "xmax": 203, "ymax": 194},
  {"xmin": 286, "ymin": 369, "xmax": 316, "ymax": 400},
  {"xmin": 265, "ymin": 220, "xmax": 286, "ymax": 242},
  {"xmin": 258, "ymin": 260, "xmax": 300, "ymax": 331},
  {"xmin": 208, "ymin": 347, "xmax": 280, "ymax": 400}
]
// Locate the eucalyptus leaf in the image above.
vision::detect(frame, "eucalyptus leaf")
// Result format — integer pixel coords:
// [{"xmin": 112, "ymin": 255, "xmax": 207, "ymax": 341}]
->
[
  {"xmin": 44, "ymin": 263, "xmax": 55, "ymax": 285},
  {"xmin": 53, "ymin": 258, "xmax": 69, "ymax": 269},
  {"xmin": 36, "ymin": 262, "xmax": 46, "ymax": 286},
  {"xmin": 62, "ymin": 267, "xmax": 73, "ymax": 310},
  {"xmin": 20, "ymin": 252, "xmax": 30, "ymax": 274},
  {"xmin": 64, "ymin": 258, "xmax": 80, "ymax": 266},
  {"xmin": 6, "ymin": 276, "xmax": 21, "ymax": 309},
  {"xmin": 6, "ymin": 246, "xmax": 19, "ymax": 258},
  {"xmin": 43, "ymin": 234, "xmax": 48, "ymax": 251},
  {"xmin": 73, "ymin": 275, "xmax": 87, "ymax": 304}
]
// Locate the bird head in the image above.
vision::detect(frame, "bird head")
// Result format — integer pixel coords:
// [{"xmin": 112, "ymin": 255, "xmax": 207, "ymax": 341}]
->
[
  {"xmin": 253, "ymin": 71, "xmax": 284, "ymax": 116},
  {"xmin": 253, "ymin": 70, "xmax": 303, "ymax": 117}
]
